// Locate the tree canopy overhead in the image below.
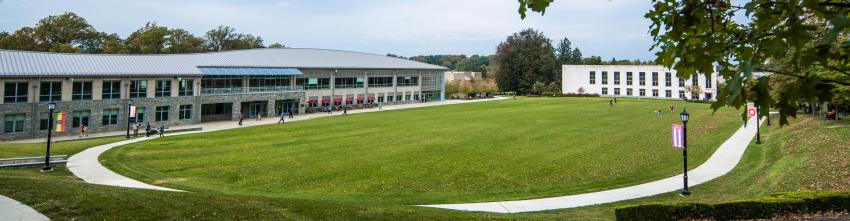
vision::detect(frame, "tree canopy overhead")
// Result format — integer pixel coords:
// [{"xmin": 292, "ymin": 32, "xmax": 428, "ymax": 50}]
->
[
  {"xmin": 517, "ymin": 0, "xmax": 850, "ymax": 125},
  {"xmin": 0, "ymin": 12, "xmax": 286, "ymax": 54}
]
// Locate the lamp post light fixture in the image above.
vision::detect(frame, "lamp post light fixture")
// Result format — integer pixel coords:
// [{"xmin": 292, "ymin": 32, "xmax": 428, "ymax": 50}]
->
[
  {"xmin": 680, "ymin": 108, "xmax": 691, "ymax": 196},
  {"xmin": 42, "ymin": 102, "xmax": 56, "ymax": 172},
  {"xmin": 126, "ymin": 100, "xmax": 133, "ymax": 138}
]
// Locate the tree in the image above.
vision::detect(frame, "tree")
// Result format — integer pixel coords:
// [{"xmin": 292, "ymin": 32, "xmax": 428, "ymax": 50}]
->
[
  {"xmin": 555, "ymin": 37, "xmax": 573, "ymax": 66},
  {"xmin": 531, "ymin": 81, "xmax": 547, "ymax": 95},
  {"xmin": 32, "ymin": 12, "xmax": 95, "ymax": 49},
  {"xmin": 4, "ymin": 28, "xmax": 41, "ymax": 51},
  {"xmin": 570, "ymin": 48, "xmax": 583, "ymax": 64},
  {"xmin": 494, "ymin": 28, "xmax": 558, "ymax": 94},
  {"xmin": 205, "ymin": 25, "xmax": 235, "ymax": 52},
  {"xmin": 126, "ymin": 22, "xmax": 170, "ymax": 54},
  {"xmin": 225, "ymin": 33, "xmax": 264, "ymax": 50},
  {"xmin": 544, "ymin": 82, "xmax": 561, "ymax": 96},
  {"xmin": 684, "ymin": 85, "xmax": 703, "ymax": 101},
  {"xmin": 268, "ymin": 43, "xmax": 285, "ymax": 48},
  {"xmin": 577, "ymin": 87, "xmax": 586, "ymax": 95},
  {"xmin": 164, "ymin": 29, "xmax": 206, "ymax": 53},
  {"xmin": 516, "ymin": 0, "xmax": 850, "ymax": 125},
  {"xmin": 102, "ymin": 34, "xmax": 129, "ymax": 54}
]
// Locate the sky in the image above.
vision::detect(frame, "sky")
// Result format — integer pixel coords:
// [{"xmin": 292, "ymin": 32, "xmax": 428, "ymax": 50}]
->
[{"xmin": 0, "ymin": 0, "xmax": 657, "ymax": 60}]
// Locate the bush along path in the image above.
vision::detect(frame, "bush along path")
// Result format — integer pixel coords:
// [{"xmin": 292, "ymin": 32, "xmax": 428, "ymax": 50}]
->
[{"xmin": 420, "ymin": 116, "xmax": 762, "ymax": 213}]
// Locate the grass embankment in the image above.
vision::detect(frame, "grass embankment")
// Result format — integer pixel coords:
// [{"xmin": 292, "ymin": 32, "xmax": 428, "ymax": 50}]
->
[
  {"xmin": 102, "ymin": 97, "xmax": 740, "ymax": 204},
  {"xmin": 555, "ymin": 116, "xmax": 850, "ymax": 220},
  {"xmin": 0, "ymin": 137, "xmax": 125, "ymax": 159}
]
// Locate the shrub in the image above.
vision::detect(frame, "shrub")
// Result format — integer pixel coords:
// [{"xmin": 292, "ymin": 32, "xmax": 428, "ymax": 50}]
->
[{"xmin": 614, "ymin": 192, "xmax": 850, "ymax": 221}]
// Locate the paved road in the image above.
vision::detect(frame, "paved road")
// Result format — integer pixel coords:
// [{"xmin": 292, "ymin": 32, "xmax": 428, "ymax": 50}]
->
[
  {"xmin": 66, "ymin": 98, "xmax": 506, "ymax": 191},
  {"xmin": 0, "ymin": 195, "xmax": 49, "ymax": 221},
  {"xmin": 420, "ymin": 116, "xmax": 763, "ymax": 213}
]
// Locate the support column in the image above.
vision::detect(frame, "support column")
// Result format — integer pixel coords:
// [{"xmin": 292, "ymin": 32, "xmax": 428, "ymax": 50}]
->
[
  {"xmin": 267, "ymin": 100, "xmax": 276, "ymax": 117},
  {"xmin": 232, "ymin": 102, "xmax": 242, "ymax": 120}
]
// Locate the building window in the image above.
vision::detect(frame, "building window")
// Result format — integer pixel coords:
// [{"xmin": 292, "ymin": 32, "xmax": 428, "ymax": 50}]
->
[
  {"xmin": 102, "ymin": 109, "xmax": 119, "ymax": 126},
  {"xmin": 652, "ymin": 89, "xmax": 659, "ymax": 97},
  {"xmin": 179, "ymin": 104, "xmax": 192, "ymax": 120},
  {"xmin": 296, "ymin": 78, "xmax": 330, "ymax": 90},
  {"xmin": 130, "ymin": 80, "xmax": 148, "ymax": 98},
  {"xmin": 589, "ymin": 71, "xmax": 596, "ymax": 84},
  {"xmin": 377, "ymin": 93, "xmax": 385, "ymax": 103},
  {"xmin": 335, "ymin": 77, "xmax": 365, "ymax": 88},
  {"xmin": 679, "ymin": 78, "xmax": 685, "ymax": 87},
  {"xmin": 4, "ymin": 114, "xmax": 25, "ymax": 133},
  {"xmin": 155, "ymin": 106, "xmax": 169, "ymax": 121},
  {"xmin": 651, "ymin": 72, "xmax": 659, "ymax": 86},
  {"xmin": 665, "ymin": 90, "xmax": 672, "ymax": 98},
  {"xmin": 396, "ymin": 93, "xmax": 403, "ymax": 101},
  {"xmin": 155, "ymin": 80, "xmax": 171, "ymax": 97},
  {"xmin": 601, "ymin": 87, "xmax": 608, "ymax": 95},
  {"xmin": 4, "ymin": 82, "xmax": 28, "ymax": 103},
  {"xmin": 705, "ymin": 75, "xmax": 712, "ymax": 88},
  {"xmin": 692, "ymin": 76, "xmax": 698, "ymax": 86},
  {"xmin": 72, "ymin": 110, "xmax": 91, "ymax": 128},
  {"xmin": 39, "ymin": 81, "xmax": 62, "ymax": 102},
  {"xmin": 308, "ymin": 96, "xmax": 319, "ymax": 108},
  {"xmin": 614, "ymin": 88, "xmax": 621, "ymax": 95},
  {"xmin": 368, "ymin": 77, "xmax": 394, "ymax": 87},
  {"xmin": 639, "ymin": 72, "xmax": 646, "ymax": 86},
  {"xmin": 387, "ymin": 93, "xmax": 395, "ymax": 102},
  {"xmin": 679, "ymin": 90, "xmax": 686, "ymax": 98},
  {"xmin": 102, "ymin": 81, "xmax": 121, "ymax": 99},
  {"xmin": 626, "ymin": 88, "xmax": 633, "ymax": 96},
  {"xmin": 404, "ymin": 93, "xmax": 412, "ymax": 101},
  {"xmin": 396, "ymin": 76, "xmax": 419, "ymax": 86},
  {"xmin": 613, "ymin": 72, "xmax": 620, "ymax": 85},
  {"xmin": 72, "ymin": 81, "xmax": 93, "ymax": 100},
  {"xmin": 179, "ymin": 80, "xmax": 194, "ymax": 96},
  {"xmin": 601, "ymin": 71, "xmax": 608, "ymax": 85},
  {"xmin": 639, "ymin": 89, "xmax": 646, "ymax": 96},
  {"xmin": 705, "ymin": 93, "xmax": 713, "ymax": 100},
  {"xmin": 131, "ymin": 107, "xmax": 145, "ymax": 123},
  {"xmin": 692, "ymin": 93, "xmax": 699, "ymax": 100},
  {"xmin": 665, "ymin": 72, "xmax": 672, "ymax": 87},
  {"xmin": 626, "ymin": 72, "xmax": 633, "ymax": 85}
]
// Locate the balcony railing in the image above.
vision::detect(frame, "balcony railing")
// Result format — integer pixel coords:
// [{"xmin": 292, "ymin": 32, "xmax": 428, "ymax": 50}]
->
[{"xmin": 201, "ymin": 86, "xmax": 295, "ymax": 95}]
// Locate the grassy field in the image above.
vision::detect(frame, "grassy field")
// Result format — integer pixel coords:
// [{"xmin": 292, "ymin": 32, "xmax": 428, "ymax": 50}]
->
[
  {"xmin": 102, "ymin": 97, "xmax": 741, "ymax": 204},
  {"xmin": 550, "ymin": 116, "xmax": 850, "ymax": 220},
  {"xmin": 0, "ymin": 137, "xmax": 125, "ymax": 159}
]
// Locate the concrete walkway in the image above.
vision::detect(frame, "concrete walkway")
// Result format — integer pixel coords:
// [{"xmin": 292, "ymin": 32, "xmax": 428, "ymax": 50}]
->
[
  {"xmin": 0, "ymin": 195, "xmax": 49, "ymax": 221},
  {"xmin": 420, "ymin": 116, "xmax": 763, "ymax": 213},
  {"xmin": 65, "ymin": 98, "xmax": 506, "ymax": 191}
]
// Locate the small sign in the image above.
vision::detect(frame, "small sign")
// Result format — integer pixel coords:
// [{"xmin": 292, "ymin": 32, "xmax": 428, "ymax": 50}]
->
[
  {"xmin": 747, "ymin": 107, "xmax": 757, "ymax": 117},
  {"xmin": 672, "ymin": 124, "xmax": 685, "ymax": 149},
  {"xmin": 129, "ymin": 105, "xmax": 137, "ymax": 118},
  {"xmin": 55, "ymin": 112, "xmax": 66, "ymax": 132}
]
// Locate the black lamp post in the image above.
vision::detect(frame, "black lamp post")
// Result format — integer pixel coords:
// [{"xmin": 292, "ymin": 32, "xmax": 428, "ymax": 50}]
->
[
  {"xmin": 126, "ymin": 100, "xmax": 133, "ymax": 138},
  {"xmin": 680, "ymin": 108, "xmax": 691, "ymax": 196},
  {"xmin": 42, "ymin": 102, "xmax": 56, "ymax": 172},
  {"xmin": 755, "ymin": 105, "xmax": 762, "ymax": 144}
]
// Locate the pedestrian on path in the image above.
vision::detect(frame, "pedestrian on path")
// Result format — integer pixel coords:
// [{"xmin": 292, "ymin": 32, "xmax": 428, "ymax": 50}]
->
[
  {"xmin": 609, "ymin": 99, "xmax": 614, "ymax": 107},
  {"xmin": 257, "ymin": 113, "xmax": 262, "ymax": 121},
  {"xmin": 343, "ymin": 105, "xmax": 348, "ymax": 116},
  {"xmin": 158, "ymin": 124, "xmax": 165, "ymax": 137},
  {"xmin": 132, "ymin": 123, "xmax": 139, "ymax": 137},
  {"xmin": 278, "ymin": 112, "xmax": 286, "ymax": 124},
  {"xmin": 327, "ymin": 106, "xmax": 332, "ymax": 114},
  {"xmin": 288, "ymin": 109, "xmax": 294, "ymax": 119},
  {"xmin": 238, "ymin": 114, "xmax": 244, "ymax": 126},
  {"xmin": 145, "ymin": 123, "xmax": 151, "ymax": 137},
  {"xmin": 379, "ymin": 103, "xmax": 383, "ymax": 110},
  {"xmin": 79, "ymin": 124, "xmax": 88, "ymax": 138}
]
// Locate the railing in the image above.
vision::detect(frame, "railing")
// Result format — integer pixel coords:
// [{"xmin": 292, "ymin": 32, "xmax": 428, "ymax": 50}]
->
[
  {"xmin": 298, "ymin": 85, "xmax": 331, "ymax": 90},
  {"xmin": 248, "ymin": 86, "xmax": 294, "ymax": 93},
  {"xmin": 333, "ymin": 84, "xmax": 364, "ymax": 89},
  {"xmin": 202, "ymin": 86, "xmax": 296, "ymax": 95},
  {"xmin": 368, "ymin": 83, "xmax": 394, "ymax": 88}
]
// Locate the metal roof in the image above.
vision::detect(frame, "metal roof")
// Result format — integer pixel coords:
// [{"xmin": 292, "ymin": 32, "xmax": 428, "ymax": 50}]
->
[
  {"xmin": 197, "ymin": 67, "xmax": 303, "ymax": 76},
  {"xmin": 0, "ymin": 48, "xmax": 448, "ymax": 77}
]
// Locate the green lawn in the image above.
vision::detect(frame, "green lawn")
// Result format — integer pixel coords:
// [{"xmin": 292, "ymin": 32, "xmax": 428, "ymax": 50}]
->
[
  {"xmin": 102, "ymin": 97, "xmax": 741, "ymax": 204},
  {"xmin": 0, "ymin": 137, "xmax": 125, "ymax": 159},
  {"xmin": 549, "ymin": 116, "xmax": 850, "ymax": 220}
]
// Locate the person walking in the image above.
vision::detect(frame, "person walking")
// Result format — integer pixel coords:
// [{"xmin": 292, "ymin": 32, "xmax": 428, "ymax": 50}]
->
[
  {"xmin": 609, "ymin": 99, "xmax": 614, "ymax": 107},
  {"xmin": 158, "ymin": 124, "xmax": 165, "ymax": 137},
  {"xmin": 327, "ymin": 106, "xmax": 332, "ymax": 114},
  {"xmin": 238, "ymin": 114, "xmax": 244, "ymax": 126},
  {"xmin": 669, "ymin": 104, "xmax": 675, "ymax": 113},
  {"xmin": 79, "ymin": 123, "xmax": 87, "ymax": 138},
  {"xmin": 145, "ymin": 123, "xmax": 151, "ymax": 137},
  {"xmin": 614, "ymin": 97, "xmax": 618, "ymax": 103},
  {"xmin": 343, "ymin": 105, "xmax": 348, "ymax": 116},
  {"xmin": 288, "ymin": 109, "xmax": 294, "ymax": 119},
  {"xmin": 278, "ymin": 112, "xmax": 286, "ymax": 124},
  {"xmin": 257, "ymin": 113, "xmax": 262, "ymax": 121},
  {"xmin": 132, "ymin": 123, "xmax": 139, "ymax": 137},
  {"xmin": 379, "ymin": 103, "xmax": 383, "ymax": 110},
  {"xmin": 656, "ymin": 108, "xmax": 663, "ymax": 119}
]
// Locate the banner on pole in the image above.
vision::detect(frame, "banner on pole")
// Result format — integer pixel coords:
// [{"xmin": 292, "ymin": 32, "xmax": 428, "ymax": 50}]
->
[
  {"xmin": 747, "ymin": 107, "xmax": 757, "ymax": 117},
  {"xmin": 129, "ymin": 105, "xmax": 137, "ymax": 118},
  {"xmin": 672, "ymin": 124, "xmax": 684, "ymax": 149},
  {"xmin": 55, "ymin": 112, "xmax": 66, "ymax": 132}
]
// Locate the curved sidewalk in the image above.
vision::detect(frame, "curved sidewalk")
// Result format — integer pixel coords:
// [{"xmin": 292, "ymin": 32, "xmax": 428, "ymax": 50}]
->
[
  {"xmin": 420, "ymin": 116, "xmax": 762, "ymax": 213},
  {"xmin": 67, "ymin": 98, "xmax": 505, "ymax": 191},
  {"xmin": 0, "ymin": 195, "xmax": 49, "ymax": 221}
]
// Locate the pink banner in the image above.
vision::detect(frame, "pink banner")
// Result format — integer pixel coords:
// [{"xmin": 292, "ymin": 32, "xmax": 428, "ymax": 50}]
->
[
  {"xmin": 129, "ymin": 106, "xmax": 136, "ymax": 118},
  {"xmin": 672, "ymin": 124, "xmax": 684, "ymax": 148}
]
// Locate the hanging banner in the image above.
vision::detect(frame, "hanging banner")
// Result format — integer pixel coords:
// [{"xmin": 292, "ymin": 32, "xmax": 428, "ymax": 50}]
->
[
  {"xmin": 747, "ymin": 107, "xmax": 757, "ymax": 117},
  {"xmin": 55, "ymin": 112, "xmax": 66, "ymax": 132},
  {"xmin": 129, "ymin": 105, "xmax": 137, "ymax": 118},
  {"xmin": 672, "ymin": 124, "xmax": 684, "ymax": 149}
]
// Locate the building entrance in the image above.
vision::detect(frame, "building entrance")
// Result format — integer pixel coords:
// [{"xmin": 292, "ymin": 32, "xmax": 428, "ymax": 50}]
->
[{"xmin": 201, "ymin": 103, "xmax": 233, "ymax": 122}]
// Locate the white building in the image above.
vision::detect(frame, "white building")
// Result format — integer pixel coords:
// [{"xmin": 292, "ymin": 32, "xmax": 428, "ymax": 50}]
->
[{"xmin": 562, "ymin": 65, "xmax": 719, "ymax": 100}]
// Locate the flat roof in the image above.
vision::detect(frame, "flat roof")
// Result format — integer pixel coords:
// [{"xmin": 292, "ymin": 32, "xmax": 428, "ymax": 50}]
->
[{"xmin": 0, "ymin": 48, "xmax": 448, "ymax": 77}]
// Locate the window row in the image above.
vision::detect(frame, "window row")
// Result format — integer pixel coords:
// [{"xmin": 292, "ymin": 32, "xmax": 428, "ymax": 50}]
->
[
  {"xmin": 4, "ymin": 105, "xmax": 194, "ymax": 134},
  {"xmin": 588, "ymin": 71, "xmax": 712, "ymax": 88},
  {"xmin": 2, "ymin": 80, "xmax": 194, "ymax": 103},
  {"xmin": 598, "ymin": 87, "xmax": 709, "ymax": 99}
]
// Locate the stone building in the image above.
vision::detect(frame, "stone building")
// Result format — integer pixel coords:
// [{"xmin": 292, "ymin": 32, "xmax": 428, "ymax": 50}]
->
[{"xmin": 0, "ymin": 48, "xmax": 447, "ymax": 140}]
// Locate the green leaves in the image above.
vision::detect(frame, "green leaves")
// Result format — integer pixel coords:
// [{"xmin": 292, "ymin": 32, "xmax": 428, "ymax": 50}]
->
[{"xmin": 518, "ymin": 0, "xmax": 554, "ymax": 19}]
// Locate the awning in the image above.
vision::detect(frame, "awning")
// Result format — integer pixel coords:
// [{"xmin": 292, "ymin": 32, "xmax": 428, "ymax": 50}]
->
[
  {"xmin": 321, "ymin": 99, "xmax": 330, "ymax": 103},
  {"xmin": 367, "ymin": 97, "xmax": 375, "ymax": 101},
  {"xmin": 346, "ymin": 98, "xmax": 354, "ymax": 101},
  {"xmin": 356, "ymin": 97, "xmax": 365, "ymax": 101},
  {"xmin": 333, "ymin": 99, "xmax": 342, "ymax": 102},
  {"xmin": 197, "ymin": 67, "xmax": 303, "ymax": 76},
  {"xmin": 307, "ymin": 100, "xmax": 317, "ymax": 103}
]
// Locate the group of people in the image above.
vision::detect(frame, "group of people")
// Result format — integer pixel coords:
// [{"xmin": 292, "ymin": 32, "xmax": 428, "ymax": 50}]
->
[
  {"xmin": 655, "ymin": 104, "xmax": 677, "ymax": 119},
  {"xmin": 130, "ymin": 122, "xmax": 165, "ymax": 137}
]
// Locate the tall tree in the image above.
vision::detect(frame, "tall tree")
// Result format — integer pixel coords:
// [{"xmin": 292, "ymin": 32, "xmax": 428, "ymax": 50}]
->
[
  {"xmin": 32, "ymin": 12, "xmax": 94, "ymax": 49},
  {"xmin": 494, "ymin": 28, "xmax": 558, "ymax": 93},
  {"xmin": 570, "ymin": 48, "xmax": 583, "ymax": 64},
  {"xmin": 205, "ymin": 26, "xmax": 235, "ymax": 52},
  {"xmin": 164, "ymin": 28, "xmax": 206, "ymax": 53},
  {"xmin": 268, "ymin": 43, "xmax": 285, "ymax": 48},
  {"xmin": 126, "ymin": 22, "xmax": 170, "ymax": 54},
  {"xmin": 555, "ymin": 37, "xmax": 573, "ymax": 65}
]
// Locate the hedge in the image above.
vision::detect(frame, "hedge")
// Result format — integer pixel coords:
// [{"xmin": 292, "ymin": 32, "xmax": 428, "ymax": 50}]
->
[{"xmin": 614, "ymin": 192, "xmax": 850, "ymax": 221}]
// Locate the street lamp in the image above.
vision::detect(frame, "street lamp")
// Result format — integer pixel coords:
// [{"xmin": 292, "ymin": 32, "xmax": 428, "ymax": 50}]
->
[
  {"xmin": 680, "ymin": 108, "xmax": 691, "ymax": 196},
  {"xmin": 755, "ymin": 105, "xmax": 762, "ymax": 144},
  {"xmin": 126, "ymin": 100, "xmax": 133, "ymax": 138},
  {"xmin": 42, "ymin": 102, "xmax": 56, "ymax": 172}
]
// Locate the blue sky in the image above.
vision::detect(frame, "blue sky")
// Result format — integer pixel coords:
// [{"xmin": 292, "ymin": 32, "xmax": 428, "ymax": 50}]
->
[{"xmin": 0, "ymin": 0, "xmax": 656, "ymax": 60}]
